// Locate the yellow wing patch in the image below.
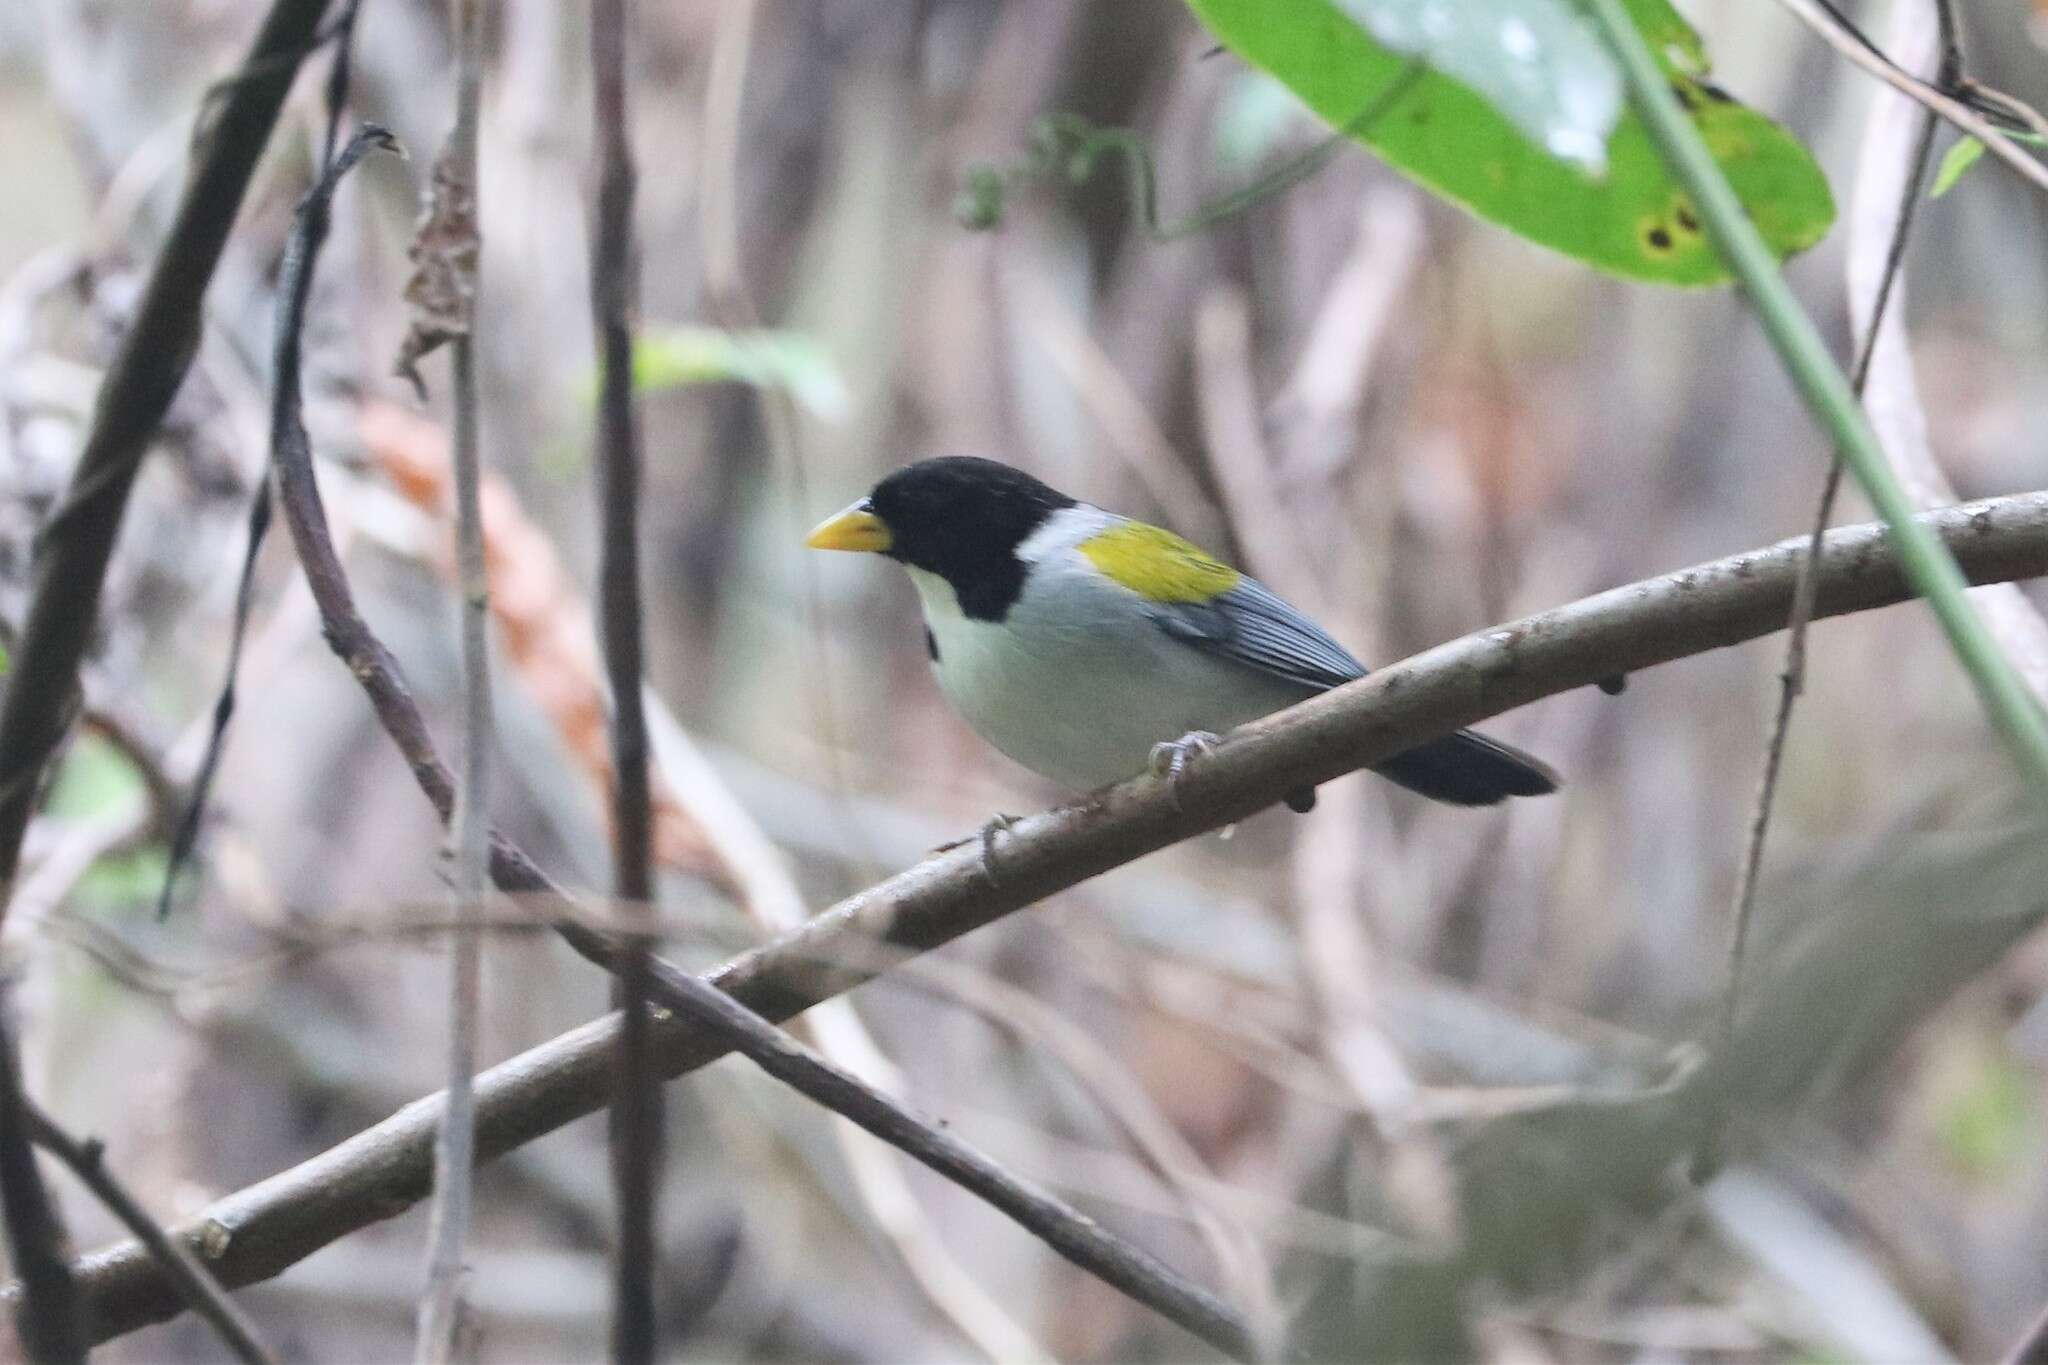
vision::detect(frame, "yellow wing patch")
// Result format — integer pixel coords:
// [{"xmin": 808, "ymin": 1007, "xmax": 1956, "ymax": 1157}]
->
[{"xmin": 1078, "ymin": 521, "xmax": 1240, "ymax": 603}]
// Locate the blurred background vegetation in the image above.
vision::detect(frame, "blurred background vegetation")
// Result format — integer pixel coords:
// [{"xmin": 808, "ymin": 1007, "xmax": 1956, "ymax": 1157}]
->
[{"xmin": 2, "ymin": 0, "xmax": 2047, "ymax": 1359}]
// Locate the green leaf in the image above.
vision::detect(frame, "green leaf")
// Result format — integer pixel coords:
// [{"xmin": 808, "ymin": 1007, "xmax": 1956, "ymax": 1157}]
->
[
  {"xmin": 1933, "ymin": 1048, "xmax": 2037, "ymax": 1181},
  {"xmin": 1213, "ymin": 71, "xmax": 1312, "ymax": 180},
  {"xmin": 1931, "ymin": 136, "xmax": 1989, "ymax": 198},
  {"xmin": 1338, "ymin": 0, "xmax": 1621, "ymax": 171},
  {"xmin": 78, "ymin": 845, "xmax": 169, "ymax": 913},
  {"xmin": 630, "ymin": 328, "xmax": 850, "ymax": 419},
  {"xmin": 1184, "ymin": 0, "xmax": 1834, "ymax": 285},
  {"xmin": 46, "ymin": 734, "xmax": 144, "ymax": 820},
  {"xmin": 1931, "ymin": 132, "xmax": 2046, "ymax": 199}
]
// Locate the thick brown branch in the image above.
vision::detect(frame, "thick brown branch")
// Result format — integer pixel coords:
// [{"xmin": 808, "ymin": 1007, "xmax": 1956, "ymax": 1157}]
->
[{"xmin": 34, "ymin": 488, "xmax": 2048, "ymax": 1346}]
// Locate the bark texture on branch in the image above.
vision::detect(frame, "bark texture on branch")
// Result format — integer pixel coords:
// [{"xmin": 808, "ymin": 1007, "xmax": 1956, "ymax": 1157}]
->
[{"xmin": 34, "ymin": 488, "xmax": 2048, "ymax": 1344}]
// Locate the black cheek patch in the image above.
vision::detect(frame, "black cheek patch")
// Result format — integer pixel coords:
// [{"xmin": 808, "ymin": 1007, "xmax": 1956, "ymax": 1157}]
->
[{"xmin": 925, "ymin": 626, "xmax": 940, "ymax": 663}]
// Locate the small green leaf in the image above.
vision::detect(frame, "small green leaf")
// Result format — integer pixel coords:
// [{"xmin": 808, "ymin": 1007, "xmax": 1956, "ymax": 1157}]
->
[
  {"xmin": 79, "ymin": 845, "xmax": 169, "ymax": 912},
  {"xmin": 629, "ymin": 328, "xmax": 850, "ymax": 419},
  {"xmin": 1931, "ymin": 132, "xmax": 2046, "ymax": 199},
  {"xmin": 1931, "ymin": 137, "xmax": 1988, "ymax": 198},
  {"xmin": 1934, "ymin": 1049, "xmax": 2037, "ymax": 1181},
  {"xmin": 46, "ymin": 735, "xmax": 145, "ymax": 820},
  {"xmin": 1184, "ymin": 0, "xmax": 1834, "ymax": 285},
  {"xmin": 953, "ymin": 164, "xmax": 1009, "ymax": 230}
]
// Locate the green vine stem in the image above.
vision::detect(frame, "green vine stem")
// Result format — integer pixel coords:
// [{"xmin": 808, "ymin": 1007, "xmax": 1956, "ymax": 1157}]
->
[
  {"xmin": 1580, "ymin": 0, "xmax": 2048, "ymax": 802},
  {"xmin": 955, "ymin": 60, "xmax": 1425, "ymax": 237}
]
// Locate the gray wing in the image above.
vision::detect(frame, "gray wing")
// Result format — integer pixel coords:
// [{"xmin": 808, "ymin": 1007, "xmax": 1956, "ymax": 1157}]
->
[{"xmin": 1146, "ymin": 577, "xmax": 1365, "ymax": 691}]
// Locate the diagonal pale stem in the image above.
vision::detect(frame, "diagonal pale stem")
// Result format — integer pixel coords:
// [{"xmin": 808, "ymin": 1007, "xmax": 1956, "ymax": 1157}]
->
[{"xmin": 1579, "ymin": 0, "xmax": 2048, "ymax": 804}]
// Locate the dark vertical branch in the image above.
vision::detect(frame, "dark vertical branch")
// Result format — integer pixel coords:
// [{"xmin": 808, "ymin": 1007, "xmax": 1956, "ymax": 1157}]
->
[
  {"xmin": 0, "ymin": 1000, "xmax": 82, "ymax": 1365},
  {"xmin": 0, "ymin": 0, "xmax": 335, "ymax": 916},
  {"xmin": 590, "ymin": 0, "xmax": 661, "ymax": 1359}
]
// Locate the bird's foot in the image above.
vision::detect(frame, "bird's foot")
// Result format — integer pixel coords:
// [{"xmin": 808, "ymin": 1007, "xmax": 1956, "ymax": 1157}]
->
[
  {"xmin": 934, "ymin": 811, "xmax": 1020, "ymax": 883},
  {"xmin": 1149, "ymin": 730, "xmax": 1222, "ymax": 810}
]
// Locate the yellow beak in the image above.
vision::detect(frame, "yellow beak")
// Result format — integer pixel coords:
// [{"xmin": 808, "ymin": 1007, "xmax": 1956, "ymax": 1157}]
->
[{"xmin": 805, "ymin": 500, "xmax": 893, "ymax": 553}]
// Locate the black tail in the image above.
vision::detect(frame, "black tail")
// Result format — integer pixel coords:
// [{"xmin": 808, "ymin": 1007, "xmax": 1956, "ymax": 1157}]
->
[{"xmin": 1374, "ymin": 730, "xmax": 1559, "ymax": 806}]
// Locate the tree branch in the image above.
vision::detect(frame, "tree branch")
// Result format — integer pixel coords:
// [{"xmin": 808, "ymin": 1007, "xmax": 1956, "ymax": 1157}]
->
[
  {"xmin": 412, "ymin": 0, "xmax": 489, "ymax": 1355},
  {"xmin": 33, "ymin": 489, "xmax": 2048, "ymax": 1346},
  {"xmin": 1585, "ymin": 0, "xmax": 2048, "ymax": 803},
  {"xmin": 0, "ymin": 1000, "xmax": 81, "ymax": 1364},
  {"xmin": 0, "ymin": 0, "xmax": 336, "ymax": 912},
  {"xmin": 1721, "ymin": 0, "xmax": 1951, "ymax": 1051},
  {"xmin": 588, "ymin": 0, "xmax": 662, "ymax": 1357},
  {"xmin": 1772, "ymin": 0, "xmax": 2048, "ymax": 196},
  {"xmin": 260, "ymin": 114, "xmax": 1255, "ymax": 1357},
  {"xmin": 24, "ymin": 1102, "xmax": 273, "ymax": 1365}
]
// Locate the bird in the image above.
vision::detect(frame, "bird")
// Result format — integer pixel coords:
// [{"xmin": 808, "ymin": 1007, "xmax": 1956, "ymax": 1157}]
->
[{"xmin": 805, "ymin": 456, "xmax": 1557, "ymax": 811}]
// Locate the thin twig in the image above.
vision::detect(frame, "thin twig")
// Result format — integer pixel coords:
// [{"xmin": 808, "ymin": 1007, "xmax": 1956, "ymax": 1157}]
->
[
  {"xmin": 1586, "ymin": 0, "xmax": 2048, "ymax": 806},
  {"xmin": 589, "ymin": 0, "xmax": 662, "ymax": 1359},
  {"xmin": 1772, "ymin": 0, "xmax": 2048, "ymax": 196},
  {"xmin": 1806, "ymin": 0, "xmax": 2043, "ymax": 137},
  {"xmin": 159, "ymin": 0, "xmax": 364, "ymax": 921},
  {"xmin": 696, "ymin": 22, "xmax": 1051, "ymax": 1354},
  {"xmin": 250, "ymin": 116, "xmax": 407, "ymax": 1360},
  {"xmin": 0, "ymin": 0, "xmax": 336, "ymax": 918},
  {"xmin": 1720, "ymin": 0, "xmax": 1950, "ymax": 1048},
  {"xmin": 157, "ymin": 478, "xmax": 271, "ymax": 919},
  {"xmin": 904, "ymin": 955, "xmax": 1280, "ymax": 1349},
  {"xmin": 630, "ymin": 928, "xmax": 1260, "ymax": 1357},
  {"xmin": 38, "ymin": 490, "xmax": 2048, "ymax": 1350},
  {"xmin": 415, "ymin": 0, "xmax": 488, "ymax": 1356},
  {"xmin": 157, "ymin": 0, "xmax": 366, "ymax": 916},
  {"xmin": 0, "ymin": 994, "xmax": 81, "ymax": 1364},
  {"xmin": 642, "ymin": 708, "xmax": 1050, "ymax": 1361},
  {"xmin": 259, "ymin": 143, "xmax": 1258, "ymax": 1355},
  {"xmin": 24, "ymin": 1102, "xmax": 273, "ymax": 1365},
  {"xmin": 1026, "ymin": 61, "xmax": 1425, "ymax": 243}
]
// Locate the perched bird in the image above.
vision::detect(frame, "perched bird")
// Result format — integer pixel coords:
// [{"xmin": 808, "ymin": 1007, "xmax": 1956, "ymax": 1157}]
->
[{"xmin": 806, "ymin": 457, "xmax": 1557, "ymax": 809}]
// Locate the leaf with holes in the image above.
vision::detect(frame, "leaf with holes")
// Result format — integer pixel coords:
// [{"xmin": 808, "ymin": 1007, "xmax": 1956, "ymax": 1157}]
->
[{"xmin": 1185, "ymin": 0, "xmax": 1834, "ymax": 285}]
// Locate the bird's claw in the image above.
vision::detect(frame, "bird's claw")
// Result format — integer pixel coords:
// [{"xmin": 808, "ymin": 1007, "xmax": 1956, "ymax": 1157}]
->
[
  {"xmin": 1149, "ymin": 730, "xmax": 1222, "ymax": 808},
  {"xmin": 935, "ymin": 812, "xmax": 1019, "ymax": 883}
]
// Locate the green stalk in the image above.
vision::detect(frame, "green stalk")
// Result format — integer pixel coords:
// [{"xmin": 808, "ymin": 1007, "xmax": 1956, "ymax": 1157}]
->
[{"xmin": 1581, "ymin": 0, "xmax": 2048, "ymax": 802}]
